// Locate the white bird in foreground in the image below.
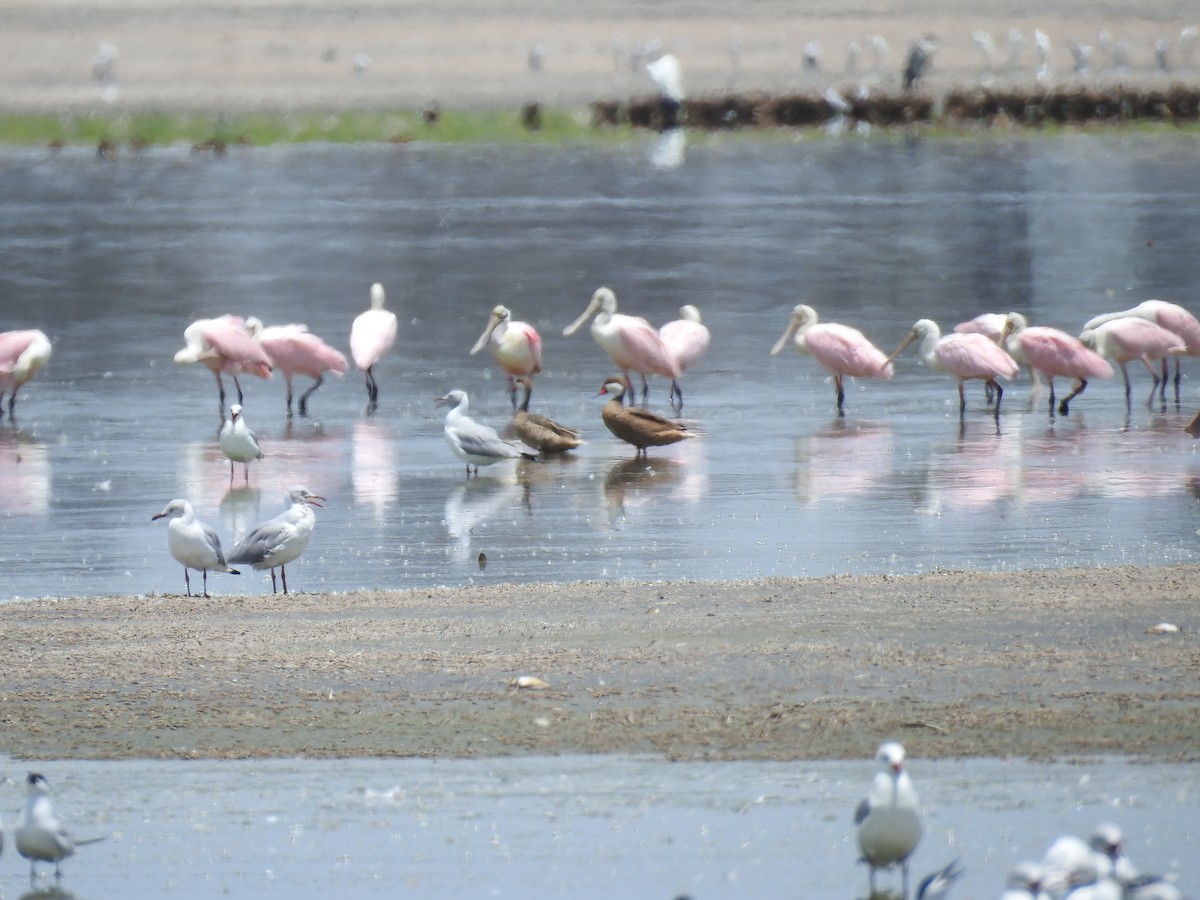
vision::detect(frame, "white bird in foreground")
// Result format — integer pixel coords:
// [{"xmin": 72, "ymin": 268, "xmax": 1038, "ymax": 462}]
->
[
  {"xmin": 855, "ymin": 741, "xmax": 922, "ymax": 900},
  {"xmin": 15, "ymin": 773, "xmax": 104, "ymax": 884},
  {"xmin": 219, "ymin": 403, "xmax": 263, "ymax": 482},
  {"xmin": 228, "ymin": 486, "xmax": 324, "ymax": 594},
  {"xmin": 436, "ymin": 389, "xmax": 536, "ymax": 477},
  {"xmin": 152, "ymin": 499, "xmax": 240, "ymax": 597}
]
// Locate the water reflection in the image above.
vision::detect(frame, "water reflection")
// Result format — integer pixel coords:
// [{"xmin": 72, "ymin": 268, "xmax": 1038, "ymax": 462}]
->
[
  {"xmin": 219, "ymin": 485, "xmax": 263, "ymax": 544},
  {"xmin": 443, "ymin": 477, "xmax": 526, "ymax": 562},
  {"xmin": 351, "ymin": 419, "xmax": 399, "ymax": 513},
  {"xmin": 793, "ymin": 418, "xmax": 892, "ymax": 505},
  {"xmin": 602, "ymin": 456, "xmax": 687, "ymax": 520},
  {"xmin": 0, "ymin": 429, "xmax": 50, "ymax": 516}
]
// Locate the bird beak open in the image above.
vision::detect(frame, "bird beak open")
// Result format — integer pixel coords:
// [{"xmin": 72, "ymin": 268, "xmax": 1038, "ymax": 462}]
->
[
  {"xmin": 306, "ymin": 495, "xmax": 326, "ymax": 508},
  {"xmin": 885, "ymin": 331, "xmax": 917, "ymax": 367},
  {"xmin": 470, "ymin": 314, "xmax": 502, "ymax": 356},
  {"xmin": 563, "ymin": 297, "xmax": 600, "ymax": 336},
  {"xmin": 434, "ymin": 395, "xmax": 449, "ymax": 407}
]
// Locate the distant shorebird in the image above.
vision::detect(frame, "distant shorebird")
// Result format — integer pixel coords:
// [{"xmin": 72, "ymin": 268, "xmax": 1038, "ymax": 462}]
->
[
  {"xmin": 903, "ymin": 35, "xmax": 938, "ymax": 90},
  {"xmin": 436, "ymin": 389, "xmax": 536, "ymax": 477},
  {"xmin": 598, "ymin": 376, "xmax": 692, "ymax": 456},
  {"xmin": 855, "ymin": 741, "xmax": 922, "ymax": 900},
  {"xmin": 174, "ymin": 315, "xmax": 273, "ymax": 412},
  {"xmin": 645, "ymin": 52, "xmax": 684, "ymax": 129},
  {"xmin": 249, "ymin": 320, "xmax": 348, "ymax": 416},
  {"xmin": 512, "ymin": 376, "xmax": 582, "ymax": 455},
  {"xmin": 0, "ymin": 328, "xmax": 52, "ymax": 420},
  {"xmin": 469, "ymin": 304, "xmax": 543, "ymax": 410},
  {"xmin": 888, "ymin": 318, "xmax": 1019, "ymax": 418},
  {"xmin": 152, "ymin": 498, "xmax": 240, "ymax": 597},
  {"xmin": 350, "ymin": 282, "xmax": 398, "ymax": 410},
  {"xmin": 16, "ymin": 773, "xmax": 104, "ymax": 886},
  {"xmin": 219, "ymin": 403, "xmax": 263, "ymax": 482},
  {"xmin": 228, "ymin": 486, "xmax": 324, "ymax": 594}
]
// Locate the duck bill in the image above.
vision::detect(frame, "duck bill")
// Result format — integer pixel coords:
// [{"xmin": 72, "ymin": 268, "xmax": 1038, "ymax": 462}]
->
[
  {"xmin": 563, "ymin": 297, "xmax": 600, "ymax": 336},
  {"xmin": 885, "ymin": 331, "xmax": 917, "ymax": 367},
  {"xmin": 770, "ymin": 319, "xmax": 800, "ymax": 356},
  {"xmin": 470, "ymin": 315, "xmax": 501, "ymax": 355}
]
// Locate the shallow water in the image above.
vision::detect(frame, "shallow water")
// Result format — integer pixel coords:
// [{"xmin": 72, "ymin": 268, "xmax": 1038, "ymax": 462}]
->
[
  {"xmin": 2, "ymin": 134, "xmax": 1200, "ymax": 599},
  {"xmin": 0, "ymin": 755, "xmax": 1193, "ymax": 900}
]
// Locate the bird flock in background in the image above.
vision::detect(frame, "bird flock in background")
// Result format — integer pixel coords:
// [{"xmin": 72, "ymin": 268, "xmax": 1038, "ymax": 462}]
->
[
  {"xmin": 854, "ymin": 742, "xmax": 1188, "ymax": 900},
  {"xmin": 6, "ymin": 285, "xmax": 1200, "ymax": 597}
]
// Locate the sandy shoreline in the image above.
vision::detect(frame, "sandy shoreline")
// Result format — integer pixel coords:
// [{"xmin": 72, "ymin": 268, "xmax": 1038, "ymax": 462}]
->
[
  {"xmin": 0, "ymin": 1, "xmax": 1197, "ymax": 114},
  {"xmin": 1, "ymin": 566, "xmax": 1196, "ymax": 762}
]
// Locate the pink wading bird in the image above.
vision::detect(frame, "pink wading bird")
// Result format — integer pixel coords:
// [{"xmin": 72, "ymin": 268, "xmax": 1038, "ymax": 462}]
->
[
  {"xmin": 1000, "ymin": 312, "xmax": 1112, "ymax": 416},
  {"xmin": 249, "ymin": 320, "xmax": 348, "ymax": 416},
  {"xmin": 658, "ymin": 304, "xmax": 711, "ymax": 412},
  {"xmin": 1079, "ymin": 316, "xmax": 1186, "ymax": 407},
  {"xmin": 562, "ymin": 287, "xmax": 680, "ymax": 405},
  {"xmin": 888, "ymin": 318, "xmax": 1019, "ymax": 418},
  {"xmin": 174, "ymin": 315, "xmax": 273, "ymax": 412},
  {"xmin": 1082, "ymin": 299, "xmax": 1200, "ymax": 401},
  {"xmin": 770, "ymin": 304, "xmax": 893, "ymax": 414},
  {"xmin": 0, "ymin": 329, "xmax": 52, "ymax": 420},
  {"xmin": 469, "ymin": 305, "xmax": 542, "ymax": 410},
  {"xmin": 350, "ymin": 283, "xmax": 398, "ymax": 410}
]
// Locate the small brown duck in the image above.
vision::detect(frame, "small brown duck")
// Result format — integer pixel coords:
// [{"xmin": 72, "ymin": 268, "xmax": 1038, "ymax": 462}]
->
[
  {"xmin": 599, "ymin": 377, "xmax": 692, "ymax": 456},
  {"xmin": 512, "ymin": 376, "xmax": 582, "ymax": 454}
]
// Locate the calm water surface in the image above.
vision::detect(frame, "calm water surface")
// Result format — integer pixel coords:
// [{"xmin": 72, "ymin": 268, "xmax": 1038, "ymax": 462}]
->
[
  {"xmin": 0, "ymin": 755, "xmax": 1194, "ymax": 900},
  {"xmin": 3, "ymin": 134, "xmax": 1200, "ymax": 600}
]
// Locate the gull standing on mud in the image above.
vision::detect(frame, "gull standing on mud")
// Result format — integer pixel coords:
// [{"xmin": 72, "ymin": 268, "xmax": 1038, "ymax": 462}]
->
[
  {"xmin": 855, "ymin": 741, "xmax": 922, "ymax": 900},
  {"xmin": 228, "ymin": 486, "xmax": 324, "ymax": 594},
  {"xmin": 219, "ymin": 403, "xmax": 263, "ymax": 483},
  {"xmin": 152, "ymin": 499, "xmax": 240, "ymax": 597},
  {"xmin": 16, "ymin": 773, "xmax": 104, "ymax": 885},
  {"xmin": 436, "ymin": 389, "xmax": 536, "ymax": 477},
  {"xmin": 350, "ymin": 282, "xmax": 398, "ymax": 410}
]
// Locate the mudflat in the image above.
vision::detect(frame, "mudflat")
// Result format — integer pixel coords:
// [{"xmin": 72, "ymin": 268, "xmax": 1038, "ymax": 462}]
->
[{"xmin": 2, "ymin": 566, "xmax": 1195, "ymax": 761}]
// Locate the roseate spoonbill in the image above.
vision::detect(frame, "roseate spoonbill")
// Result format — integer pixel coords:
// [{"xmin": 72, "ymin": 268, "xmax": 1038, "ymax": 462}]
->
[
  {"xmin": 770, "ymin": 304, "xmax": 894, "ymax": 413},
  {"xmin": 435, "ymin": 390, "xmax": 536, "ymax": 477},
  {"xmin": 658, "ymin": 304, "xmax": 711, "ymax": 412},
  {"xmin": 173, "ymin": 315, "xmax": 273, "ymax": 412},
  {"xmin": 219, "ymin": 403, "xmax": 262, "ymax": 483},
  {"xmin": 563, "ymin": 287, "xmax": 680, "ymax": 404},
  {"xmin": 1001, "ymin": 313, "xmax": 1112, "ymax": 415},
  {"xmin": 855, "ymin": 742, "xmax": 922, "ymax": 900},
  {"xmin": 512, "ymin": 375, "xmax": 582, "ymax": 454},
  {"xmin": 1082, "ymin": 299, "xmax": 1200, "ymax": 400},
  {"xmin": 599, "ymin": 377, "xmax": 692, "ymax": 456},
  {"xmin": 152, "ymin": 499, "xmax": 240, "ymax": 597},
  {"xmin": 249, "ymin": 320, "xmax": 348, "ymax": 416},
  {"xmin": 469, "ymin": 305, "xmax": 542, "ymax": 409},
  {"xmin": 350, "ymin": 283, "xmax": 398, "ymax": 409},
  {"xmin": 15, "ymin": 773, "xmax": 104, "ymax": 885},
  {"xmin": 953, "ymin": 312, "xmax": 1006, "ymax": 342},
  {"xmin": 1079, "ymin": 317, "xmax": 1186, "ymax": 406},
  {"xmin": 0, "ymin": 329, "xmax": 52, "ymax": 419},
  {"xmin": 228, "ymin": 486, "xmax": 324, "ymax": 595},
  {"xmin": 888, "ymin": 318, "xmax": 1020, "ymax": 417}
]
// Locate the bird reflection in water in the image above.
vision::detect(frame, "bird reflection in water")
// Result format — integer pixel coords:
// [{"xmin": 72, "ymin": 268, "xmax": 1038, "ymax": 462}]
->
[
  {"xmin": 219, "ymin": 485, "xmax": 262, "ymax": 546},
  {"xmin": 352, "ymin": 419, "xmax": 399, "ymax": 514},
  {"xmin": 602, "ymin": 456, "xmax": 685, "ymax": 519},
  {"xmin": 443, "ymin": 478, "xmax": 525, "ymax": 563},
  {"xmin": 918, "ymin": 428, "xmax": 1019, "ymax": 516},
  {"xmin": 0, "ymin": 429, "xmax": 50, "ymax": 516},
  {"xmin": 793, "ymin": 418, "xmax": 892, "ymax": 507}
]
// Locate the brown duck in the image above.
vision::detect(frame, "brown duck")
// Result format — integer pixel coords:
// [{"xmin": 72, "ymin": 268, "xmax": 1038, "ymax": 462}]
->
[
  {"xmin": 599, "ymin": 377, "xmax": 692, "ymax": 456},
  {"xmin": 512, "ymin": 375, "xmax": 582, "ymax": 454}
]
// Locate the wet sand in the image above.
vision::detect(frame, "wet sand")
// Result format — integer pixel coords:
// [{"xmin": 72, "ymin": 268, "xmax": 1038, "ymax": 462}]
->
[
  {"xmin": 0, "ymin": 0, "xmax": 1196, "ymax": 114},
  {"xmin": 2, "ymin": 566, "xmax": 1196, "ymax": 762}
]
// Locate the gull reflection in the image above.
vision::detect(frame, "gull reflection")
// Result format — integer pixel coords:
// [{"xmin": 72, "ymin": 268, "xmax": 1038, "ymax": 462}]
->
[
  {"xmin": 443, "ymin": 478, "xmax": 524, "ymax": 562},
  {"xmin": 0, "ymin": 429, "xmax": 50, "ymax": 516},
  {"xmin": 650, "ymin": 128, "xmax": 686, "ymax": 169},
  {"xmin": 793, "ymin": 418, "xmax": 892, "ymax": 506},
  {"xmin": 220, "ymin": 485, "xmax": 263, "ymax": 545},
  {"xmin": 352, "ymin": 419, "xmax": 399, "ymax": 513}
]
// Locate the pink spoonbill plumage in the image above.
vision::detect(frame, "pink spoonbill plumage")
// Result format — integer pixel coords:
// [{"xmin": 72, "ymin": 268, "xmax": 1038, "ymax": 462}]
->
[
  {"xmin": 563, "ymin": 287, "xmax": 680, "ymax": 404},
  {"xmin": 173, "ymin": 315, "xmax": 273, "ymax": 412},
  {"xmin": 658, "ymin": 304, "xmax": 711, "ymax": 412},
  {"xmin": 1082, "ymin": 299, "xmax": 1200, "ymax": 400},
  {"xmin": 1001, "ymin": 313, "xmax": 1113, "ymax": 416},
  {"xmin": 1078, "ymin": 316, "xmax": 1186, "ymax": 407},
  {"xmin": 770, "ymin": 304, "xmax": 893, "ymax": 413},
  {"xmin": 0, "ymin": 329, "xmax": 52, "ymax": 420},
  {"xmin": 250, "ymin": 320, "xmax": 348, "ymax": 416},
  {"xmin": 350, "ymin": 282, "xmax": 398, "ymax": 410},
  {"xmin": 889, "ymin": 318, "xmax": 1019, "ymax": 418},
  {"xmin": 469, "ymin": 304, "xmax": 543, "ymax": 409}
]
